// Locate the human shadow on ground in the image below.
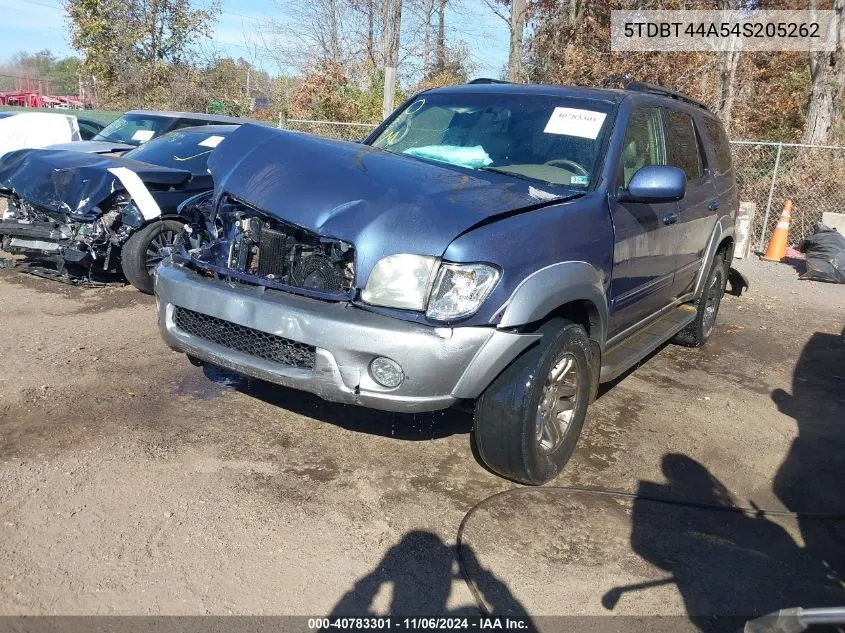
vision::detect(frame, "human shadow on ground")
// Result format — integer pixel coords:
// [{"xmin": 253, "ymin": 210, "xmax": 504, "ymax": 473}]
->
[
  {"xmin": 605, "ymin": 328, "xmax": 845, "ymax": 632},
  {"xmin": 325, "ymin": 530, "xmax": 533, "ymax": 623}
]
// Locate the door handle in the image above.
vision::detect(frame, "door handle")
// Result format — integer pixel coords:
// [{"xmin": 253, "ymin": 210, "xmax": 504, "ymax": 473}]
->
[
  {"xmin": 663, "ymin": 212, "xmax": 679, "ymax": 225},
  {"xmin": 708, "ymin": 201, "xmax": 720, "ymax": 211}
]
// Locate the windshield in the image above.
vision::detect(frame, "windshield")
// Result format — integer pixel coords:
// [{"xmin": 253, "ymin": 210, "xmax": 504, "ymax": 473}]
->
[
  {"xmin": 93, "ymin": 113, "xmax": 173, "ymax": 146},
  {"xmin": 370, "ymin": 93, "xmax": 614, "ymax": 188},
  {"xmin": 123, "ymin": 129, "xmax": 229, "ymax": 175}
]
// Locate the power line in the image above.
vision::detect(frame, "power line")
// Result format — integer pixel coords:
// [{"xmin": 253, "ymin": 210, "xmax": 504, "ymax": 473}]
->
[{"xmin": 17, "ymin": 0, "xmax": 63, "ymax": 9}]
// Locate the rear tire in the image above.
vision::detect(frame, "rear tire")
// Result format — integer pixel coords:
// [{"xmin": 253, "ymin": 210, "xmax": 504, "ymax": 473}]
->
[
  {"xmin": 672, "ymin": 253, "xmax": 728, "ymax": 348},
  {"xmin": 472, "ymin": 319, "xmax": 593, "ymax": 485},
  {"xmin": 121, "ymin": 220, "xmax": 183, "ymax": 294}
]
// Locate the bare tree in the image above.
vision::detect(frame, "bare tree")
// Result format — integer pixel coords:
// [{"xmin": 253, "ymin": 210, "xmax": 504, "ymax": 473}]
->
[
  {"xmin": 268, "ymin": 0, "xmax": 356, "ymax": 70},
  {"xmin": 481, "ymin": 0, "xmax": 529, "ymax": 81},
  {"xmin": 417, "ymin": 0, "xmax": 437, "ymax": 76},
  {"xmin": 804, "ymin": 0, "xmax": 845, "ymax": 144}
]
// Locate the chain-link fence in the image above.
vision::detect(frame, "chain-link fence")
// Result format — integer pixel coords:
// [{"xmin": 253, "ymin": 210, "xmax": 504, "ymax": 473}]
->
[
  {"xmin": 280, "ymin": 118, "xmax": 845, "ymax": 251},
  {"xmin": 729, "ymin": 141, "xmax": 845, "ymax": 251},
  {"xmin": 282, "ymin": 118, "xmax": 378, "ymax": 142}
]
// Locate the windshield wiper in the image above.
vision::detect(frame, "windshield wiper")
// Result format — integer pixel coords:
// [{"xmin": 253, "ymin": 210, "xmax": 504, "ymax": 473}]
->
[
  {"xmin": 481, "ymin": 167, "xmax": 588, "ymax": 195},
  {"xmin": 481, "ymin": 166, "xmax": 540, "ymax": 183},
  {"xmin": 93, "ymin": 134, "xmax": 131, "ymax": 145}
]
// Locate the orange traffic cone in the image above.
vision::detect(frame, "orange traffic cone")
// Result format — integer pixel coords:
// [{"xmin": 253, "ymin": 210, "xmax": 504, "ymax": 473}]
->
[{"xmin": 762, "ymin": 200, "xmax": 793, "ymax": 262}]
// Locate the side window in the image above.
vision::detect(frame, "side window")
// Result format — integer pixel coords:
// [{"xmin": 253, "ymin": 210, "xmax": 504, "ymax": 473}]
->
[
  {"xmin": 666, "ymin": 110, "xmax": 703, "ymax": 181},
  {"xmin": 78, "ymin": 121, "xmax": 100, "ymax": 140},
  {"xmin": 173, "ymin": 119, "xmax": 209, "ymax": 130},
  {"xmin": 620, "ymin": 107, "xmax": 666, "ymax": 188},
  {"xmin": 701, "ymin": 116, "xmax": 732, "ymax": 173}
]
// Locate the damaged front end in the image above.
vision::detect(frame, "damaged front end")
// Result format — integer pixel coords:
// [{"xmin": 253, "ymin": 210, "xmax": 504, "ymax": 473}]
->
[
  {"xmin": 0, "ymin": 190, "xmax": 146, "ymax": 277},
  {"xmin": 174, "ymin": 195, "xmax": 356, "ymax": 301}
]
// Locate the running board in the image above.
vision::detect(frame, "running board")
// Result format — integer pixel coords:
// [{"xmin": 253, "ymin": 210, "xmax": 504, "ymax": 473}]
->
[{"xmin": 600, "ymin": 304, "xmax": 696, "ymax": 382}]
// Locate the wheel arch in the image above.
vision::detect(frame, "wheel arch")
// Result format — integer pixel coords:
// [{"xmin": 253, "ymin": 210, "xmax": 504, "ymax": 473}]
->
[
  {"xmin": 694, "ymin": 215, "xmax": 734, "ymax": 299},
  {"xmin": 495, "ymin": 261, "xmax": 608, "ymax": 348}
]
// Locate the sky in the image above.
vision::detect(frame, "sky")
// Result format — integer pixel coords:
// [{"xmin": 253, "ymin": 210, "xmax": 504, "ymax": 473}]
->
[{"xmin": 1, "ymin": 0, "xmax": 511, "ymax": 81}]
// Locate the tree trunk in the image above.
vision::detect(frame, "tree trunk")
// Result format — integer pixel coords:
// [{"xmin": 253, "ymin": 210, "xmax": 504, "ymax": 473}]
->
[
  {"xmin": 328, "ymin": 0, "xmax": 341, "ymax": 62},
  {"xmin": 712, "ymin": 0, "xmax": 743, "ymax": 131},
  {"xmin": 436, "ymin": 0, "xmax": 446, "ymax": 72},
  {"xmin": 422, "ymin": 0, "xmax": 434, "ymax": 77},
  {"xmin": 804, "ymin": 0, "xmax": 844, "ymax": 145},
  {"xmin": 507, "ymin": 0, "xmax": 526, "ymax": 82},
  {"xmin": 713, "ymin": 44, "xmax": 740, "ymax": 131},
  {"xmin": 382, "ymin": 0, "xmax": 402, "ymax": 119},
  {"xmin": 366, "ymin": 0, "xmax": 376, "ymax": 68}
]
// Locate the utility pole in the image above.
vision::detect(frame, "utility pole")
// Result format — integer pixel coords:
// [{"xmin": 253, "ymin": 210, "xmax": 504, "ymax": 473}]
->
[{"xmin": 381, "ymin": 0, "xmax": 403, "ymax": 120}]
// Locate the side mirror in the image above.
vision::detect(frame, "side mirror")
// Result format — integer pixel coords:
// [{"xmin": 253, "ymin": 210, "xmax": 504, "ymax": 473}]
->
[{"xmin": 619, "ymin": 165, "xmax": 686, "ymax": 203}]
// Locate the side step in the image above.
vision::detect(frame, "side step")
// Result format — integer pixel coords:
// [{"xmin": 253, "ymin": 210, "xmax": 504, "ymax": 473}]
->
[{"xmin": 600, "ymin": 304, "xmax": 696, "ymax": 383}]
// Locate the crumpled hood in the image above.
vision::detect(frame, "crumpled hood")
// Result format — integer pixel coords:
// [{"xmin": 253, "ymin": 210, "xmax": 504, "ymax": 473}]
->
[
  {"xmin": 209, "ymin": 124, "xmax": 573, "ymax": 273},
  {"xmin": 0, "ymin": 148, "xmax": 192, "ymax": 218},
  {"xmin": 47, "ymin": 140, "xmax": 136, "ymax": 154}
]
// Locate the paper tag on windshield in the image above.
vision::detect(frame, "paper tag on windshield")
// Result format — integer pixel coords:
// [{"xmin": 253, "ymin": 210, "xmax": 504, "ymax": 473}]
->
[
  {"xmin": 198, "ymin": 135, "xmax": 225, "ymax": 148},
  {"xmin": 132, "ymin": 130, "xmax": 155, "ymax": 142},
  {"xmin": 544, "ymin": 108, "xmax": 606, "ymax": 139}
]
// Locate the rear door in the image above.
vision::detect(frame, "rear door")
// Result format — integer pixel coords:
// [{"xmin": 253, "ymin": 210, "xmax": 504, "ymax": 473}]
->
[
  {"xmin": 608, "ymin": 106, "xmax": 681, "ymax": 337},
  {"xmin": 665, "ymin": 108, "xmax": 718, "ymax": 296}
]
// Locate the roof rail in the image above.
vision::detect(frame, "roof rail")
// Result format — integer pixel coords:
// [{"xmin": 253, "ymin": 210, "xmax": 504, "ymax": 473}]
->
[
  {"xmin": 626, "ymin": 81, "xmax": 709, "ymax": 111},
  {"xmin": 468, "ymin": 78, "xmax": 513, "ymax": 85}
]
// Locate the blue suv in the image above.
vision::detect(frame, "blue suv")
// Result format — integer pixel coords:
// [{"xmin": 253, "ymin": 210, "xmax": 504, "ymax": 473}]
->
[{"xmin": 154, "ymin": 81, "xmax": 737, "ymax": 484}]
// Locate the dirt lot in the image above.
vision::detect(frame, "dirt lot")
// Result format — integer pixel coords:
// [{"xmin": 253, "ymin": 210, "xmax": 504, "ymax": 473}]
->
[{"xmin": 0, "ymin": 257, "xmax": 843, "ymax": 629}]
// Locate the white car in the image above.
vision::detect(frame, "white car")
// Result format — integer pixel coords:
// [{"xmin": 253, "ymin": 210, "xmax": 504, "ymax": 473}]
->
[{"xmin": 0, "ymin": 112, "xmax": 81, "ymax": 158}]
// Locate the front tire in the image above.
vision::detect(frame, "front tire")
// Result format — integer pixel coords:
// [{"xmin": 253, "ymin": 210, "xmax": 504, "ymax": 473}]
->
[
  {"xmin": 472, "ymin": 319, "xmax": 593, "ymax": 485},
  {"xmin": 121, "ymin": 220, "xmax": 183, "ymax": 294},
  {"xmin": 672, "ymin": 253, "xmax": 728, "ymax": 348}
]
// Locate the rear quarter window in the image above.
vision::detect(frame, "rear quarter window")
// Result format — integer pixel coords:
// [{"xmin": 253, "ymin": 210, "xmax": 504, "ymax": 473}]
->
[
  {"xmin": 700, "ymin": 116, "xmax": 733, "ymax": 173},
  {"xmin": 665, "ymin": 110, "xmax": 703, "ymax": 181}
]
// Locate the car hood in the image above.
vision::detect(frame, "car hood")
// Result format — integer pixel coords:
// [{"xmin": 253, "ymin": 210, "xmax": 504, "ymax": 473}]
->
[
  {"xmin": 47, "ymin": 140, "xmax": 136, "ymax": 154},
  {"xmin": 209, "ymin": 124, "xmax": 576, "ymax": 272},
  {"xmin": 0, "ymin": 148, "xmax": 192, "ymax": 218}
]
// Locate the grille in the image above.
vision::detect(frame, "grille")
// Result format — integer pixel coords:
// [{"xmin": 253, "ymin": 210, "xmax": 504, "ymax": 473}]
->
[{"xmin": 173, "ymin": 306, "xmax": 316, "ymax": 370}]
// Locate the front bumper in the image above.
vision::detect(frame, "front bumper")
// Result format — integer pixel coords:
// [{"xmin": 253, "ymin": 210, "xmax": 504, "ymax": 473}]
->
[
  {"xmin": 0, "ymin": 218, "xmax": 96, "ymax": 265},
  {"xmin": 155, "ymin": 259, "xmax": 540, "ymax": 413},
  {"xmin": 0, "ymin": 219, "xmax": 66, "ymax": 254}
]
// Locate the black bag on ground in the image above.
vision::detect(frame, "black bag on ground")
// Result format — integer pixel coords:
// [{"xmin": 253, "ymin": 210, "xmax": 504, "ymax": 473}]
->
[{"xmin": 798, "ymin": 222, "xmax": 845, "ymax": 283}]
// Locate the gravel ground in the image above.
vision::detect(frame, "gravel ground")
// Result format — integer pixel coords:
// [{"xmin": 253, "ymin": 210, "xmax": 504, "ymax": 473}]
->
[{"xmin": 0, "ymin": 256, "xmax": 843, "ymax": 630}]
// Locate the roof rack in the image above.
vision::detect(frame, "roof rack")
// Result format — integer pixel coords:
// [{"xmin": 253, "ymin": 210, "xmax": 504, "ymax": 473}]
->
[
  {"xmin": 626, "ymin": 81, "xmax": 709, "ymax": 111},
  {"xmin": 467, "ymin": 78, "xmax": 513, "ymax": 85}
]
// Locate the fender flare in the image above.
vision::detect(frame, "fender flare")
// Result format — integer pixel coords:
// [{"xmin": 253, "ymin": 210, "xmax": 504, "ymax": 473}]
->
[
  {"xmin": 693, "ymin": 215, "xmax": 734, "ymax": 300},
  {"xmin": 494, "ymin": 261, "xmax": 609, "ymax": 347}
]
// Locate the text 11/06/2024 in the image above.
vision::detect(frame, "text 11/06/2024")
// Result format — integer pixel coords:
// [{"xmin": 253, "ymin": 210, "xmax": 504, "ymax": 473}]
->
[{"xmin": 308, "ymin": 617, "xmax": 532, "ymax": 630}]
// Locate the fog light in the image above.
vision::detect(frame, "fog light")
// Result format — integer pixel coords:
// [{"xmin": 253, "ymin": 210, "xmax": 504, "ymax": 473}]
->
[{"xmin": 370, "ymin": 357, "xmax": 404, "ymax": 388}]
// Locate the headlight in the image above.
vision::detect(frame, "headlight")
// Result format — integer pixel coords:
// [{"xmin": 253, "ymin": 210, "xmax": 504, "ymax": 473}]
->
[
  {"xmin": 361, "ymin": 254, "xmax": 439, "ymax": 310},
  {"xmin": 426, "ymin": 263, "xmax": 500, "ymax": 321}
]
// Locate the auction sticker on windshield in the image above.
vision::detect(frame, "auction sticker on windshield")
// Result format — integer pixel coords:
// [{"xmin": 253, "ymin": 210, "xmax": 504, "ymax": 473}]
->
[
  {"xmin": 131, "ymin": 130, "xmax": 155, "ymax": 142},
  {"xmin": 544, "ymin": 107, "xmax": 607, "ymax": 139},
  {"xmin": 199, "ymin": 135, "xmax": 225, "ymax": 148}
]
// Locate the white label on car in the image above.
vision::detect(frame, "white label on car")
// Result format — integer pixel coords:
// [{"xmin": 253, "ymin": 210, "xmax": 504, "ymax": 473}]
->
[
  {"xmin": 198, "ymin": 135, "xmax": 225, "ymax": 148},
  {"xmin": 107, "ymin": 167, "xmax": 162, "ymax": 220},
  {"xmin": 544, "ymin": 108, "xmax": 607, "ymax": 139},
  {"xmin": 131, "ymin": 130, "xmax": 155, "ymax": 142}
]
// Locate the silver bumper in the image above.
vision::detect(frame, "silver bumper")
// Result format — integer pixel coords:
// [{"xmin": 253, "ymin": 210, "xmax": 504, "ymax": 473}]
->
[{"xmin": 155, "ymin": 260, "xmax": 540, "ymax": 413}]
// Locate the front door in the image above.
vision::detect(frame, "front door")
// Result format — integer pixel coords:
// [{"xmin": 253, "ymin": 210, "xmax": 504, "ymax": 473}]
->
[{"xmin": 608, "ymin": 106, "xmax": 681, "ymax": 339}]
